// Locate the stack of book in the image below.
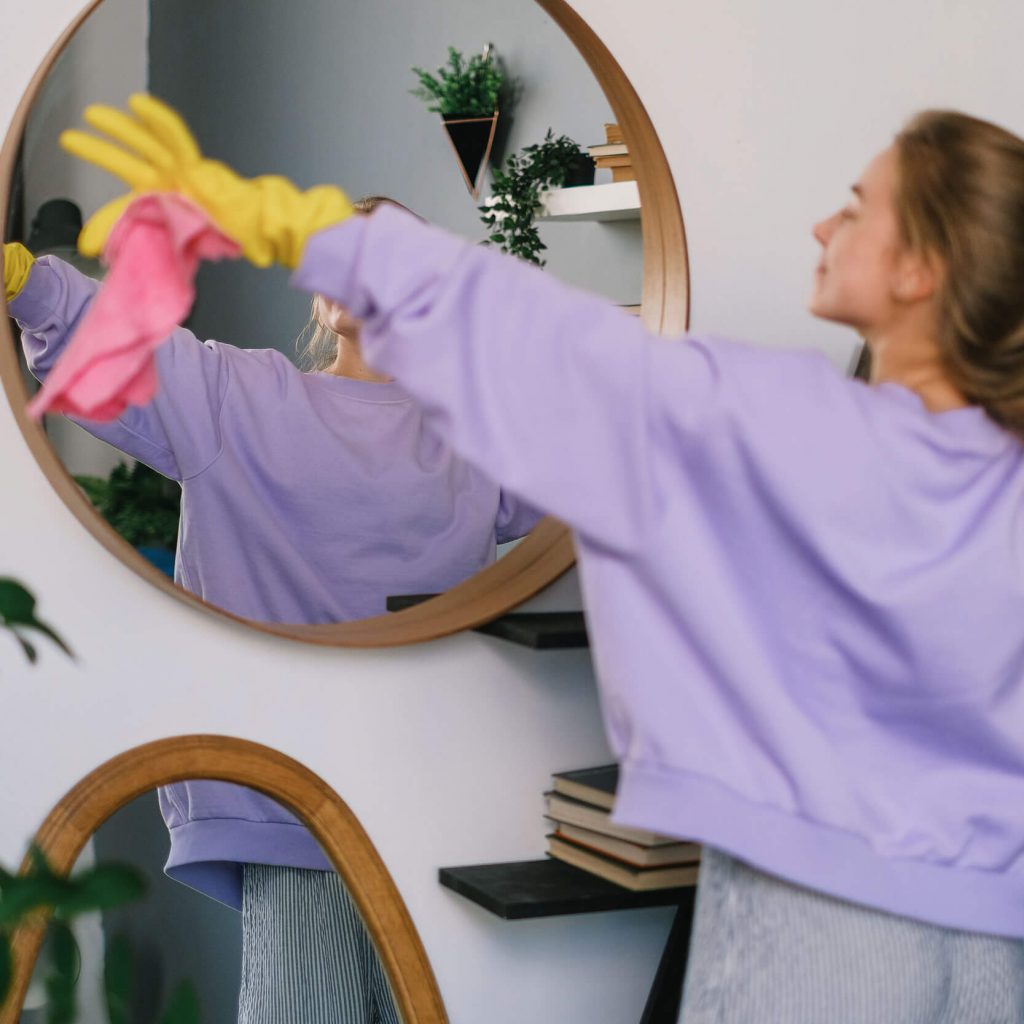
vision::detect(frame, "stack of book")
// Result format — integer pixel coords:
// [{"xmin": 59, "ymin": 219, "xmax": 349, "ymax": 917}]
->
[
  {"xmin": 545, "ymin": 764, "xmax": 701, "ymax": 891},
  {"xmin": 587, "ymin": 123, "xmax": 635, "ymax": 183}
]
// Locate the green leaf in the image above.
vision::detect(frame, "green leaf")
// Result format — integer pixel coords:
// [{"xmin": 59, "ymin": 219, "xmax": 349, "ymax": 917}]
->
[
  {"xmin": 160, "ymin": 980, "xmax": 201, "ymax": 1024},
  {"xmin": 0, "ymin": 579, "xmax": 73, "ymax": 660},
  {"xmin": 410, "ymin": 46, "xmax": 504, "ymax": 116},
  {"xmin": 104, "ymin": 934, "xmax": 133, "ymax": 1024},
  {"xmin": 489, "ymin": 234, "xmax": 506, "ymax": 244},
  {"xmin": 74, "ymin": 461, "xmax": 180, "ymax": 550},
  {"xmin": 0, "ymin": 875, "xmax": 71, "ymax": 927},
  {"xmin": 0, "ymin": 935, "xmax": 12, "ymax": 1008},
  {"xmin": 0, "ymin": 849, "xmax": 145, "ymax": 927},
  {"xmin": 43, "ymin": 922, "xmax": 78, "ymax": 1024},
  {"xmin": 52, "ymin": 863, "xmax": 147, "ymax": 918},
  {"xmin": 9, "ymin": 630, "xmax": 37, "ymax": 664}
]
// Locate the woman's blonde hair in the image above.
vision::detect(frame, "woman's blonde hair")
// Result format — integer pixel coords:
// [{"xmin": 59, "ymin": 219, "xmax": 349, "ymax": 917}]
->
[
  {"xmin": 894, "ymin": 111, "xmax": 1024, "ymax": 436},
  {"xmin": 296, "ymin": 195, "xmax": 420, "ymax": 371}
]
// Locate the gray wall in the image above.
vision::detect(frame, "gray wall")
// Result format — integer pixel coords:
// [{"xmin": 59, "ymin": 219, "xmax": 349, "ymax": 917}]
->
[
  {"xmin": 148, "ymin": 0, "xmax": 643, "ymax": 357},
  {"xmin": 93, "ymin": 791, "xmax": 242, "ymax": 1024}
]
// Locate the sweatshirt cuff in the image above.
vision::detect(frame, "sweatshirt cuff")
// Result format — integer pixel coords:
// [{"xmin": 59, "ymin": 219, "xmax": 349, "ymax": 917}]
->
[
  {"xmin": 8, "ymin": 257, "xmax": 64, "ymax": 327},
  {"xmin": 291, "ymin": 209, "xmax": 374, "ymax": 317}
]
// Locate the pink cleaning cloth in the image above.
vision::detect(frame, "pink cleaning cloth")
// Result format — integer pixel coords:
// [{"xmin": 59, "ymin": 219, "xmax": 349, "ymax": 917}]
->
[{"xmin": 27, "ymin": 192, "xmax": 241, "ymax": 422}]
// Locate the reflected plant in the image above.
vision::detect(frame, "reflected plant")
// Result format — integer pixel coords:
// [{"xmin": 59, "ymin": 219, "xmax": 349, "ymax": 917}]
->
[
  {"xmin": 74, "ymin": 462, "xmax": 180, "ymax": 551},
  {"xmin": 0, "ymin": 578, "xmax": 72, "ymax": 666},
  {"xmin": 479, "ymin": 130, "xmax": 592, "ymax": 266},
  {"xmin": 411, "ymin": 46, "xmax": 505, "ymax": 116}
]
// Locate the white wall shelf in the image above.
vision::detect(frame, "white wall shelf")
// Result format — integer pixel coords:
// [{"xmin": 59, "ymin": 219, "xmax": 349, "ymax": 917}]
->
[{"xmin": 538, "ymin": 180, "xmax": 641, "ymax": 222}]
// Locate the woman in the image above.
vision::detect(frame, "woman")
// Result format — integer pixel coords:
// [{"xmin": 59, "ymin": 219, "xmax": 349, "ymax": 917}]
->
[{"xmin": 51, "ymin": 97, "xmax": 1024, "ymax": 1020}]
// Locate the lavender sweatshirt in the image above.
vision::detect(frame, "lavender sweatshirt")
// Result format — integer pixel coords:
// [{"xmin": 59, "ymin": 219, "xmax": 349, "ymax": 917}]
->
[
  {"xmin": 12, "ymin": 256, "xmax": 539, "ymax": 909},
  {"xmin": 294, "ymin": 204, "xmax": 1024, "ymax": 938}
]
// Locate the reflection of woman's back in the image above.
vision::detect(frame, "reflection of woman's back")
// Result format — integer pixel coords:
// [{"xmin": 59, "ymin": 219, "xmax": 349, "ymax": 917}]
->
[
  {"xmin": 12, "ymin": 196, "xmax": 538, "ymax": 1022},
  {"xmin": 167, "ymin": 314, "xmax": 534, "ymax": 624}
]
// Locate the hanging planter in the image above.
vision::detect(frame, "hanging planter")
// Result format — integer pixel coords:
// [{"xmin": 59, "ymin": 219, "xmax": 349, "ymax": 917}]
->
[
  {"xmin": 412, "ymin": 45, "xmax": 506, "ymax": 200},
  {"xmin": 442, "ymin": 111, "xmax": 499, "ymax": 199}
]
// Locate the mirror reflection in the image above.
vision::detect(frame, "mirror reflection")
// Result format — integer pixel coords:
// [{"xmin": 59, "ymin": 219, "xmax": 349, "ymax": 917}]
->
[
  {"xmin": 7, "ymin": 0, "xmax": 642, "ymax": 628},
  {"xmin": 22, "ymin": 783, "xmax": 400, "ymax": 1024}
]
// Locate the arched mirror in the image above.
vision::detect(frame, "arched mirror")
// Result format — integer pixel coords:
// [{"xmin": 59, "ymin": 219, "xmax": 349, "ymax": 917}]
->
[
  {"xmin": 4, "ymin": 737, "xmax": 445, "ymax": 1023},
  {"xmin": 1, "ymin": 0, "xmax": 687, "ymax": 647}
]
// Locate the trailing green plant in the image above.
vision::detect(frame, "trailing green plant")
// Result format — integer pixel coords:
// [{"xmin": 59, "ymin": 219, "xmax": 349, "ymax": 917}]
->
[
  {"xmin": 479, "ymin": 130, "xmax": 592, "ymax": 266},
  {"xmin": 411, "ymin": 46, "xmax": 504, "ymax": 117},
  {"xmin": 0, "ymin": 578, "xmax": 72, "ymax": 665},
  {"xmin": 75, "ymin": 462, "xmax": 180, "ymax": 551}
]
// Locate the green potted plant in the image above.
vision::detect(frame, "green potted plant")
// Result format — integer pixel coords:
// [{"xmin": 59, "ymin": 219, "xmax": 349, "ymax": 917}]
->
[
  {"xmin": 411, "ymin": 45, "xmax": 506, "ymax": 198},
  {"xmin": 74, "ymin": 462, "xmax": 180, "ymax": 578},
  {"xmin": 479, "ymin": 130, "xmax": 595, "ymax": 266}
]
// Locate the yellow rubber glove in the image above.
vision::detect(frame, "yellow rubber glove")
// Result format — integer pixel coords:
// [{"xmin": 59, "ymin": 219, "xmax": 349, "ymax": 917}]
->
[
  {"xmin": 4, "ymin": 242, "xmax": 34, "ymax": 303},
  {"xmin": 59, "ymin": 94, "xmax": 355, "ymax": 269}
]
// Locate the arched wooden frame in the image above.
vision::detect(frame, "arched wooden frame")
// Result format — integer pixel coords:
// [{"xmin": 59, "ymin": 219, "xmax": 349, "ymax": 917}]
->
[
  {"xmin": 0, "ymin": 736, "xmax": 447, "ymax": 1024},
  {"xmin": 0, "ymin": 0, "xmax": 690, "ymax": 647}
]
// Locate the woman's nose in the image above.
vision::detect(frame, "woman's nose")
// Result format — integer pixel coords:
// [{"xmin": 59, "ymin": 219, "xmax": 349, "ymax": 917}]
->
[{"xmin": 812, "ymin": 215, "xmax": 834, "ymax": 247}]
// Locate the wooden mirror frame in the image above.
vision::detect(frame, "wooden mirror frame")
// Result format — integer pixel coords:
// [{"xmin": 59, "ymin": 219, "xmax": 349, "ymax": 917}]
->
[
  {"xmin": 0, "ymin": 0, "xmax": 689, "ymax": 647},
  {"xmin": 0, "ymin": 735, "xmax": 447, "ymax": 1024}
]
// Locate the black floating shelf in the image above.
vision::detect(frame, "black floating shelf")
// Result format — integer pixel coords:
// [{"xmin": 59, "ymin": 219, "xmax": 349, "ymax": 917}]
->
[
  {"xmin": 386, "ymin": 595, "xmax": 589, "ymax": 649},
  {"xmin": 438, "ymin": 858, "xmax": 695, "ymax": 920}
]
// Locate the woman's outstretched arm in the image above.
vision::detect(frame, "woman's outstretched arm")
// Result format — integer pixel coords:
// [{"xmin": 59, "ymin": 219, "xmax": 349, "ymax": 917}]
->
[
  {"xmin": 294, "ymin": 205, "xmax": 719, "ymax": 556},
  {"xmin": 12, "ymin": 255, "xmax": 230, "ymax": 481}
]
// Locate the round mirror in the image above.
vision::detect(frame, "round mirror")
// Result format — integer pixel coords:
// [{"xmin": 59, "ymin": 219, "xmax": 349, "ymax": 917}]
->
[{"xmin": 1, "ymin": 0, "xmax": 687, "ymax": 646}]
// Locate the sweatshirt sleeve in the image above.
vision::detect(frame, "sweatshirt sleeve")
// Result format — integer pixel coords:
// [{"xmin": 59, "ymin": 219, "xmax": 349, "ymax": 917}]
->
[
  {"xmin": 10, "ymin": 256, "xmax": 229, "ymax": 481},
  {"xmin": 495, "ymin": 490, "xmax": 546, "ymax": 544},
  {"xmin": 292, "ymin": 206, "xmax": 721, "ymax": 555}
]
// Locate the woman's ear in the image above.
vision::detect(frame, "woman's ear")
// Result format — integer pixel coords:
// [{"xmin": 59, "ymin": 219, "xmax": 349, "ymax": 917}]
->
[{"xmin": 893, "ymin": 248, "xmax": 942, "ymax": 304}]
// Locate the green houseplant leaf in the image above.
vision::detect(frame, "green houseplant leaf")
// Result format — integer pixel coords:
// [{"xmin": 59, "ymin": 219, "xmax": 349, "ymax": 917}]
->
[
  {"xmin": 0, "ymin": 934, "xmax": 12, "ymax": 1008},
  {"xmin": 74, "ymin": 462, "xmax": 180, "ymax": 551},
  {"xmin": 411, "ymin": 46, "xmax": 505, "ymax": 117},
  {"xmin": 0, "ymin": 578, "xmax": 73, "ymax": 662},
  {"xmin": 103, "ymin": 934, "xmax": 133, "ymax": 1024},
  {"xmin": 43, "ymin": 922, "xmax": 77, "ymax": 1024},
  {"xmin": 479, "ymin": 130, "xmax": 592, "ymax": 266},
  {"xmin": 159, "ymin": 980, "xmax": 201, "ymax": 1024}
]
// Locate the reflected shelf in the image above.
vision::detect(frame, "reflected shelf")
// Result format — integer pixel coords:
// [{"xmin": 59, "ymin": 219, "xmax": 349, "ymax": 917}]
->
[
  {"xmin": 538, "ymin": 181, "xmax": 641, "ymax": 222},
  {"xmin": 386, "ymin": 596, "xmax": 589, "ymax": 648}
]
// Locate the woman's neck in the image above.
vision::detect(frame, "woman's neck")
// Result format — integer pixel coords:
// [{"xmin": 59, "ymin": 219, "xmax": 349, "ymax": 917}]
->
[
  {"xmin": 325, "ymin": 334, "xmax": 391, "ymax": 383},
  {"xmin": 863, "ymin": 320, "xmax": 969, "ymax": 413}
]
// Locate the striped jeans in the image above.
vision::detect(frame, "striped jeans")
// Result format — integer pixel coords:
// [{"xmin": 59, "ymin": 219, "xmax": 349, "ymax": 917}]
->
[
  {"xmin": 238, "ymin": 864, "xmax": 400, "ymax": 1024},
  {"xmin": 680, "ymin": 847, "xmax": 1024, "ymax": 1023}
]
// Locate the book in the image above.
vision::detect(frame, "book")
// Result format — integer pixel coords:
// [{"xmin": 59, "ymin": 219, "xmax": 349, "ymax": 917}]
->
[
  {"xmin": 547, "ymin": 835, "xmax": 701, "ymax": 891},
  {"xmin": 554, "ymin": 821, "xmax": 701, "ymax": 868},
  {"xmin": 620, "ymin": 304, "xmax": 642, "ymax": 316},
  {"xmin": 594, "ymin": 153, "xmax": 632, "ymax": 167},
  {"xmin": 587, "ymin": 142, "xmax": 629, "ymax": 159},
  {"xmin": 545, "ymin": 791, "xmax": 679, "ymax": 847},
  {"xmin": 604, "ymin": 122, "xmax": 624, "ymax": 145},
  {"xmin": 551, "ymin": 764, "xmax": 619, "ymax": 810}
]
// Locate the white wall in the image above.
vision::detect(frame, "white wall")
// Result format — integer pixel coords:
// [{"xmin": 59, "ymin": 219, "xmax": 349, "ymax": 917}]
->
[{"xmin": 5, "ymin": 2, "xmax": 1024, "ymax": 1022}]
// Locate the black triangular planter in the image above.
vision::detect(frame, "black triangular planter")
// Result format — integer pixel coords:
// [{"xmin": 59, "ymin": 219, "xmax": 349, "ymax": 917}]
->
[{"xmin": 442, "ymin": 113, "xmax": 499, "ymax": 199}]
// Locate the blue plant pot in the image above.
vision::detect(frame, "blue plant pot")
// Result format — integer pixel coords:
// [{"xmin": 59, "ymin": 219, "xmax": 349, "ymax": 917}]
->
[{"xmin": 137, "ymin": 546, "xmax": 175, "ymax": 579}]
